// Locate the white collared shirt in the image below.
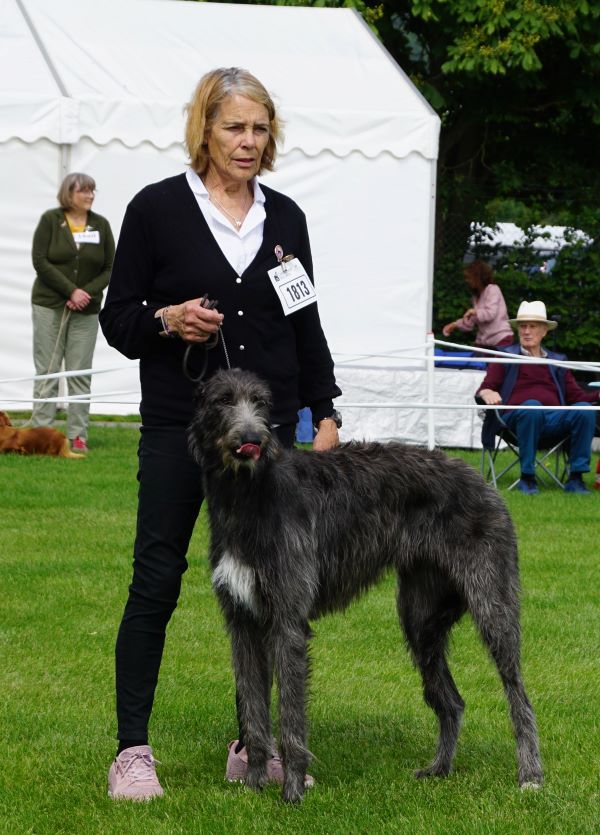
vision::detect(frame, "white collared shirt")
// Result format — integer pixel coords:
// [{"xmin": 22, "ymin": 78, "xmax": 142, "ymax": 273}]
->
[
  {"xmin": 520, "ymin": 346, "xmax": 548, "ymax": 358},
  {"xmin": 185, "ymin": 168, "xmax": 266, "ymax": 275}
]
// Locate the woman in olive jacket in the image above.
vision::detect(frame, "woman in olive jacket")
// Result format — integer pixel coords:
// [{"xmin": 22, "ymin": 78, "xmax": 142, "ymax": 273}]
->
[{"xmin": 31, "ymin": 172, "xmax": 115, "ymax": 452}]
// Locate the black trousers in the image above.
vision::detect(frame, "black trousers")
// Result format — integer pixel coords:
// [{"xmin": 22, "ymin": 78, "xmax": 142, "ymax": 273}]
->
[{"xmin": 115, "ymin": 423, "xmax": 296, "ymax": 741}]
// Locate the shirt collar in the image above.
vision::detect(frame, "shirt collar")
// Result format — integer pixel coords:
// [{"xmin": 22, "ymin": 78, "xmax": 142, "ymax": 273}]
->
[
  {"xmin": 185, "ymin": 167, "xmax": 265, "ymax": 205},
  {"xmin": 520, "ymin": 345, "xmax": 547, "ymax": 358}
]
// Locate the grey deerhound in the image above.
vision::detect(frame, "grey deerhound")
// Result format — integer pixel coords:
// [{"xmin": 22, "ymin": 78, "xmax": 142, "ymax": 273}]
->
[{"xmin": 188, "ymin": 369, "xmax": 543, "ymax": 803}]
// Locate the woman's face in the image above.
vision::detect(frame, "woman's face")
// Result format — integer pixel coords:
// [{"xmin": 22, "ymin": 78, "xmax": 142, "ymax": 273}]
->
[
  {"xmin": 205, "ymin": 94, "xmax": 270, "ymax": 186},
  {"xmin": 70, "ymin": 184, "xmax": 95, "ymax": 213}
]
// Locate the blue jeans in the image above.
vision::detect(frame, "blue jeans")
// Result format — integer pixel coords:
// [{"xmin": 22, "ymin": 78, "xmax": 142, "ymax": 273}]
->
[{"xmin": 502, "ymin": 399, "xmax": 596, "ymax": 477}]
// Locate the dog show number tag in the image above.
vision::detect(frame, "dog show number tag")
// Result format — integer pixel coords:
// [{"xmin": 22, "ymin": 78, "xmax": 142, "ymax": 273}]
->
[{"xmin": 267, "ymin": 258, "xmax": 317, "ymax": 316}]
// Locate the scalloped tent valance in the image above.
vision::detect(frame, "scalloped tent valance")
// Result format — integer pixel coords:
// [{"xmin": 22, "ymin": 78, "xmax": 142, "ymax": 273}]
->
[{"xmin": 1, "ymin": 0, "xmax": 439, "ymax": 160}]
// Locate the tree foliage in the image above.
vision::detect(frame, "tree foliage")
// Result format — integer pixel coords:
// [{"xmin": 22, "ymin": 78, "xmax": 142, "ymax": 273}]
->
[{"xmin": 388, "ymin": 1, "xmax": 600, "ymax": 360}]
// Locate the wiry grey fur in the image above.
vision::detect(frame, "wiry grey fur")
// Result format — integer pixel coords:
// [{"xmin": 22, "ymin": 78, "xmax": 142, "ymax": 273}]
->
[{"xmin": 188, "ymin": 369, "xmax": 543, "ymax": 803}]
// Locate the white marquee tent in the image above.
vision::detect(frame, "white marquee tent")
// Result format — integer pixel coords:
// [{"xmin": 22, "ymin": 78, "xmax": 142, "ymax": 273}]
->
[{"xmin": 0, "ymin": 0, "xmax": 459, "ymax": 443}]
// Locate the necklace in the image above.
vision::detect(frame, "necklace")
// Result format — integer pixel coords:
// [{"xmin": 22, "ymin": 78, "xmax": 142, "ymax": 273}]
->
[{"xmin": 208, "ymin": 189, "xmax": 251, "ymax": 230}]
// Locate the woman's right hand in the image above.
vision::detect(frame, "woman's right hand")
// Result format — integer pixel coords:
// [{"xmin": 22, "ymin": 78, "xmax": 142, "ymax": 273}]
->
[
  {"xmin": 478, "ymin": 388, "xmax": 502, "ymax": 406},
  {"xmin": 163, "ymin": 299, "xmax": 224, "ymax": 342},
  {"xmin": 67, "ymin": 288, "xmax": 92, "ymax": 311},
  {"xmin": 442, "ymin": 321, "xmax": 457, "ymax": 337}
]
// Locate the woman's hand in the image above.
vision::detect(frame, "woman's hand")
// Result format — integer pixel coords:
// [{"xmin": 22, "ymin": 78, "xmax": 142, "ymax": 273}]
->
[
  {"xmin": 442, "ymin": 321, "xmax": 457, "ymax": 337},
  {"xmin": 313, "ymin": 418, "xmax": 339, "ymax": 452},
  {"xmin": 162, "ymin": 299, "xmax": 224, "ymax": 342},
  {"xmin": 463, "ymin": 307, "xmax": 476, "ymax": 322},
  {"xmin": 67, "ymin": 288, "xmax": 92, "ymax": 311},
  {"xmin": 478, "ymin": 388, "xmax": 502, "ymax": 406}
]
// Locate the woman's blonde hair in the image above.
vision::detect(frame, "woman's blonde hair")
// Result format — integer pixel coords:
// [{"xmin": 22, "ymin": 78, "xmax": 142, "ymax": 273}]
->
[
  {"xmin": 57, "ymin": 173, "xmax": 96, "ymax": 210},
  {"xmin": 185, "ymin": 67, "xmax": 282, "ymax": 176}
]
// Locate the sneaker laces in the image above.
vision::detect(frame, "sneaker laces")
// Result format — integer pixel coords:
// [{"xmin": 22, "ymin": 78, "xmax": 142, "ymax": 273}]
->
[{"xmin": 120, "ymin": 751, "xmax": 161, "ymax": 784}]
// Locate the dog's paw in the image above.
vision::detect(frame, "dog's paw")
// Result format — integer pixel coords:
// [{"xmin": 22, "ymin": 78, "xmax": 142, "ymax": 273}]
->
[
  {"xmin": 282, "ymin": 780, "xmax": 305, "ymax": 804},
  {"xmin": 520, "ymin": 780, "xmax": 543, "ymax": 791},
  {"xmin": 414, "ymin": 763, "xmax": 450, "ymax": 779},
  {"xmin": 245, "ymin": 766, "xmax": 268, "ymax": 792}
]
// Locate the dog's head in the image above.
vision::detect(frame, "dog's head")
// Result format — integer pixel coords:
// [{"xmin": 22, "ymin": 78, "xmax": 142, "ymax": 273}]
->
[
  {"xmin": 0, "ymin": 411, "xmax": 12, "ymax": 428},
  {"xmin": 188, "ymin": 368, "xmax": 275, "ymax": 473}
]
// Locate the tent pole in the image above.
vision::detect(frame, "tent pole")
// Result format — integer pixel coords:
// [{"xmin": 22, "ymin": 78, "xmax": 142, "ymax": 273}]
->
[
  {"xmin": 426, "ymin": 331, "xmax": 435, "ymax": 450},
  {"xmin": 16, "ymin": 0, "xmax": 72, "ymax": 183},
  {"xmin": 60, "ymin": 145, "xmax": 71, "ymax": 179},
  {"xmin": 425, "ymin": 160, "xmax": 438, "ymax": 333},
  {"xmin": 15, "ymin": 0, "xmax": 69, "ymax": 96}
]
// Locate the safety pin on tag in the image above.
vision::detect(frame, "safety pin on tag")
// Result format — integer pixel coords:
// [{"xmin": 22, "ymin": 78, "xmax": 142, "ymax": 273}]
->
[
  {"xmin": 281, "ymin": 253, "xmax": 295, "ymax": 272},
  {"xmin": 274, "ymin": 245, "xmax": 295, "ymax": 272}
]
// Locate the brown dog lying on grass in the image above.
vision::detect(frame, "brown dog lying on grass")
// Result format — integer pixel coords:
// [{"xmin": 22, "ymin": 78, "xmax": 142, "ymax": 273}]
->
[{"xmin": 0, "ymin": 412, "xmax": 84, "ymax": 458}]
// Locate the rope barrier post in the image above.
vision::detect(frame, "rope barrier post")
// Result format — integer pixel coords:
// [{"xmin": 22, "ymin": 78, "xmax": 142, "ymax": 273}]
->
[{"xmin": 426, "ymin": 332, "xmax": 435, "ymax": 450}]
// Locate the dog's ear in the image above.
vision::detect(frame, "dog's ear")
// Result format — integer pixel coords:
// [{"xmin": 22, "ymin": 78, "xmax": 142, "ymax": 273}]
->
[{"xmin": 0, "ymin": 411, "xmax": 12, "ymax": 427}]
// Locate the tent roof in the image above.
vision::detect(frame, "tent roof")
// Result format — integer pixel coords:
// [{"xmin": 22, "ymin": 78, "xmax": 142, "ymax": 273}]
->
[{"xmin": 1, "ymin": 0, "xmax": 439, "ymax": 159}]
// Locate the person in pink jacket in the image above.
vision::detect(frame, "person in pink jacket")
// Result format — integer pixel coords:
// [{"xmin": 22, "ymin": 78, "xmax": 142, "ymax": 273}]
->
[{"xmin": 443, "ymin": 260, "xmax": 513, "ymax": 351}]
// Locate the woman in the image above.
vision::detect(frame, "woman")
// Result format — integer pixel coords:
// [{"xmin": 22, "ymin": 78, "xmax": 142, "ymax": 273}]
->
[
  {"xmin": 100, "ymin": 67, "xmax": 342, "ymax": 800},
  {"xmin": 442, "ymin": 260, "xmax": 513, "ymax": 352},
  {"xmin": 31, "ymin": 173, "xmax": 115, "ymax": 452}
]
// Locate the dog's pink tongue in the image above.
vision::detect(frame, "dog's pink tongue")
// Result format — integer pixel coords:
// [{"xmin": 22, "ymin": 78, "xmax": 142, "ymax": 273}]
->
[{"xmin": 237, "ymin": 443, "xmax": 261, "ymax": 460}]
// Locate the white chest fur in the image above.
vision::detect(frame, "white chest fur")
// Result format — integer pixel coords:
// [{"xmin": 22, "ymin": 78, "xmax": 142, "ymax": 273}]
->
[{"xmin": 212, "ymin": 551, "xmax": 258, "ymax": 614}]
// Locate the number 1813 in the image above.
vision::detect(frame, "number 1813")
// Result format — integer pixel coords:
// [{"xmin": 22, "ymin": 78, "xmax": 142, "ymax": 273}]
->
[{"xmin": 285, "ymin": 280, "xmax": 312, "ymax": 303}]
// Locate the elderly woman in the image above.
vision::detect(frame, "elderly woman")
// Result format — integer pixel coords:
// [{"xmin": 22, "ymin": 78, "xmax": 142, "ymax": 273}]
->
[
  {"xmin": 31, "ymin": 173, "xmax": 114, "ymax": 452},
  {"xmin": 100, "ymin": 67, "xmax": 342, "ymax": 800},
  {"xmin": 442, "ymin": 260, "xmax": 513, "ymax": 352}
]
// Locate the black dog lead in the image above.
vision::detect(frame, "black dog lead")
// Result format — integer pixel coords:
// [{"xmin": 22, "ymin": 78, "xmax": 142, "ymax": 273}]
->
[{"xmin": 182, "ymin": 295, "xmax": 230, "ymax": 383}]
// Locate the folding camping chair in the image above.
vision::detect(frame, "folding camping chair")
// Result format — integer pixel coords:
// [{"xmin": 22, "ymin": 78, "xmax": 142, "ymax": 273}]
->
[{"xmin": 477, "ymin": 400, "xmax": 570, "ymax": 490}]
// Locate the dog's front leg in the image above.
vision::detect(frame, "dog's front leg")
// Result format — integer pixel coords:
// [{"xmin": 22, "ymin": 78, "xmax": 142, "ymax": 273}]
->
[
  {"xmin": 274, "ymin": 619, "xmax": 311, "ymax": 803},
  {"xmin": 230, "ymin": 613, "xmax": 272, "ymax": 790}
]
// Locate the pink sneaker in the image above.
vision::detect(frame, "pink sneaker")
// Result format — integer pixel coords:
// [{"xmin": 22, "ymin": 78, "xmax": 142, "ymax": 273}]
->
[
  {"xmin": 225, "ymin": 740, "xmax": 314, "ymax": 787},
  {"xmin": 71, "ymin": 437, "xmax": 88, "ymax": 453},
  {"xmin": 108, "ymin": 745, "xmax": 164, "ymax": 801}
]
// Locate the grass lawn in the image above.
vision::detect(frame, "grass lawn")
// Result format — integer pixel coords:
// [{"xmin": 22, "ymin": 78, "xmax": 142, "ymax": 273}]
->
[{"xmin": 1, "ymin": 427, "xmax": 599, "ymax": 834}]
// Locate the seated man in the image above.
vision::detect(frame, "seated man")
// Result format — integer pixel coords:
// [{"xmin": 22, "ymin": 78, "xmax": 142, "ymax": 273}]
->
[{"xmin": 477, "ymin": 300, "xmax": 599, "ymax": 494}]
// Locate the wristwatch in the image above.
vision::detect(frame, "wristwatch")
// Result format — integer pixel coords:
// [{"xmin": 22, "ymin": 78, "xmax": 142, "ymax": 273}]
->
[{"xmin": 316, "ymin": 409, "xmax": 342, "ymax": 430}]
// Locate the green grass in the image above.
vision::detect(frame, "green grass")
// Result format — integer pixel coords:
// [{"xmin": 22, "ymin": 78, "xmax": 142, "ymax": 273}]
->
[{"xmin": 1, "ymin": 430, "xmax": 599, "ymax": 834}]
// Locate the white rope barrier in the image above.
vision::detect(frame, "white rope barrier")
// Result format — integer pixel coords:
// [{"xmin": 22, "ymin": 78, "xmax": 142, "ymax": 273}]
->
[
  {"xmin": 434, "ymin": 338, "xmax": 600, "ymax": 372},
  {"xmin": 335, "ymin": 341, "xmax": 600, "ymax": 373},
  {"xmin": 0, "ymin": 364, "xmax": 136, "ymax": 385},
  {"xmin": 1, "ymin": 340, "xmax": 598, "ymax": 452},
  {"xmin": 332, "ymin": 344, "xmax": 435, "ymax": 364},
  {"xmin": 23, "ymin": 391, "xmax": 139, "ymax": 404},
  {"xmin": 339, "ymin": 402, "xmax": 600, "ymax": 411}
]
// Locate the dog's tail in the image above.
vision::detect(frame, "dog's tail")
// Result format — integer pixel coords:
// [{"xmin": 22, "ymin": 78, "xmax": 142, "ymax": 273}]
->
[{"xmin": 59, "ymin": 438, "xmax": 85, "ymax": 459}]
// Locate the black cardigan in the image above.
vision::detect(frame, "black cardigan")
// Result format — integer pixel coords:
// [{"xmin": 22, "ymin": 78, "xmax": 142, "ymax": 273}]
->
[{"xmin": 100, "ymin": 173, "xmax": 341, "ymax": 428}]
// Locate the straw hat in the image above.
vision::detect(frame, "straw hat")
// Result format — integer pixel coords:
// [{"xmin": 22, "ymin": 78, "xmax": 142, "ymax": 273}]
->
[{"xmin": 508, "ymin": 300, "xmax": 557, "ymax": 330}]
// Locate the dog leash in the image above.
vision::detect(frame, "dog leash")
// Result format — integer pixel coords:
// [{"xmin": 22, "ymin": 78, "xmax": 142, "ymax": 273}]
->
[
  {"xmin": 24, "ymin": 305, "xmax": 72, "ymax": 427},
  {"xmin": 182, "ymin": 295, "xmax": 231, "ymax": 383}
]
